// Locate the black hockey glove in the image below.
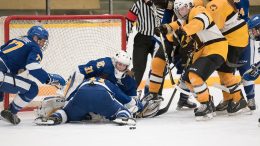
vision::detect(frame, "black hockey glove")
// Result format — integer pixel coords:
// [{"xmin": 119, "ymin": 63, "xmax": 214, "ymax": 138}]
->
[
  {"xmin": 175, "ymin": 28, "xmax": 187, "ymax": 44},
  {"xmin": 143, "ymin": 0, "xmax": 153, "ymax": 6},
  {"xmin": 154, "ymin": 24, "xmax": 171, "ymax": 37},
  {"xmin": 178, "ymin": 40, "xmax": 195, "ymax": 58}
]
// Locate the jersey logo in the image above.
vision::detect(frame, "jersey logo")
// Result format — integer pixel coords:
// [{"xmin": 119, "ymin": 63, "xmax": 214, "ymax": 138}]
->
[
  {"xmin": 210, "ymin": 4, "xmax": 217, "ymax": 11},
  {"xmin": 36, "ymin": 54, "xmax": 42, "ymax": 61},
  {"xmin": 96, "ymin": 60, "xmax": 105, "ymax": 68}
]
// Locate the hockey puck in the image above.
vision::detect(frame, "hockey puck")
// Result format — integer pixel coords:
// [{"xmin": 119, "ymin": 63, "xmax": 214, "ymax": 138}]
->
[{"xmin": 129, "ymin": 126, "xmax": 136, "ymax": 130}]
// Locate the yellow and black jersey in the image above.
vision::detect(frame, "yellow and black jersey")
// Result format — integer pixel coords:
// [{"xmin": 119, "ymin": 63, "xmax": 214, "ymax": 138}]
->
[
  {"xmin": 206, "ymin": 0, "xmax": 248, "ymax": 47},
  {"xmin": 168, "ymin": 6, "xmax": 228, "ymax": 60}
]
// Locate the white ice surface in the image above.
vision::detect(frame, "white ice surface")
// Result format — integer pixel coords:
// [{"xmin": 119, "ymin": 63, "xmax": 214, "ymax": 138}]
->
[{"xmin": 0, "ymin": 86, "xmax": 260, "ymax": 146}]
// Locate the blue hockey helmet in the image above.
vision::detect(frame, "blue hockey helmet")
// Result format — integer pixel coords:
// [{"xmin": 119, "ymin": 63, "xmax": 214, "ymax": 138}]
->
[
  {"xmin": 27, "ymin": 25, "xmax": 49, "ymax": 40},
  {"xmin": 248, "ymin": 15, "xmax": 260, "ymax": 41}
]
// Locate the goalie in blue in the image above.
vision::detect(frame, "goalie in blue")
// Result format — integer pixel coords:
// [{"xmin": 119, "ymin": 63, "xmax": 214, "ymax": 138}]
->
[
  {"xmin": 34, "ymin": 77, "xmax": 143, "ymax": 126},
  {"xmin": 0, "ymin": 25, "xmax": 65, "ymax": 125}
]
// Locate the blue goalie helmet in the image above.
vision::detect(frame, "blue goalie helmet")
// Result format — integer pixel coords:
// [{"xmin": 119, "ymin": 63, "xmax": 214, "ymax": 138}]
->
[{"xmin": 27, "ymin": 25, "xmax": 49, "ymax": 40}]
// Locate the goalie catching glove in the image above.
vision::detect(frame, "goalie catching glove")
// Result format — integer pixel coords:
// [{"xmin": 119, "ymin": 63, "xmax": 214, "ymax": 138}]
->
[{"xmin": 47, "ymin": 73, "xmax": 66, "ymax": 88}]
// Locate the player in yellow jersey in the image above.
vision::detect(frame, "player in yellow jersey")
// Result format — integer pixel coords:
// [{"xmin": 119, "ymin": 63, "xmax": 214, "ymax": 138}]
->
[
  {"xmin": 143, "ymin": 0, "xmax": 228, "ymax": 120},
  {"xmin": 205, "ymin": 0, "xmax": 249, "ymax": 113}
]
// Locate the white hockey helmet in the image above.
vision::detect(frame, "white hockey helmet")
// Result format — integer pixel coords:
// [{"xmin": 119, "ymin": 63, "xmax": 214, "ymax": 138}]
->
[
  {"xmin": 174, "ymin": 0, "xmax": 194, "ymax": 20},
  {"xmin": 112, "ymin": 50, "xmax": 132, "ymax": 79}
]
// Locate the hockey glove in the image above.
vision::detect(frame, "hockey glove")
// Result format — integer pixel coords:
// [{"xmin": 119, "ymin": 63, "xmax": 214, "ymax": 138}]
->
[
  {"xmin": 243, "ymin": 63, "xmax": 260, "ymax": 81},
  {"xmin": 47, "ymin": 73, "xmax": 66, "ymax": 88},
  {"xmin": 175, "ymin": 28, "xmax": 187, "ymax": 44},
  {"xmin": 144, "ymin": 0, "xmax": 153, "ymax": 6},
  {"xmin": 125, "ymin": 98, "xmax": 144, "ymax": 114},
  {"xmin": 154, "ymin": 24, "xmax": 172, "ymax": 37}
]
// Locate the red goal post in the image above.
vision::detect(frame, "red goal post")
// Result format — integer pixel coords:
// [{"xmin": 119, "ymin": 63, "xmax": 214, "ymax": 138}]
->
[{"xmin": 0, "ymin": 15, "xmax": 126, "ymax": 111}]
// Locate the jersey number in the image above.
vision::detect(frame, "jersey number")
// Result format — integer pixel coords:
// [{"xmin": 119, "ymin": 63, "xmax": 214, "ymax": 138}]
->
[
  {"xmin": 3, "ymin": 40, "xmax": 24, "ymax": 54},
  {"xmin": 84, "ymin": 66, "xmax": 93, "ymax": 74}
]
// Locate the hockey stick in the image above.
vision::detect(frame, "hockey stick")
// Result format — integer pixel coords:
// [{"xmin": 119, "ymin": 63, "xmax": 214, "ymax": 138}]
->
[
  {"xmin": 154, "ymin": 35, "xmax": 196, "ymax": 117},
  {"xmin": 159, "ymin": 32, "xmax": 175, "ymax": 85},
  {"xmin": 153, "ymin": 33, "xmax": 179, "ymax": 117}
]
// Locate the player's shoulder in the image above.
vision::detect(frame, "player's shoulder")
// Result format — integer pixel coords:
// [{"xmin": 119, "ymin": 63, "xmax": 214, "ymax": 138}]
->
[
  {"xmin": 206, "ymin": 0, "xmax": 225, "ymax": 9},
  {"xmin": 190, "ymin": 6, "xmax": 207, "ymax": 18},
  {"xmin": 98, "ymin": 57, "xmax": 114, "ymax": 66}
]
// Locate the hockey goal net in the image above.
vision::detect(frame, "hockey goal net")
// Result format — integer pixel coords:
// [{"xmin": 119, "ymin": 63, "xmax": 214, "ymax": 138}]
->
[{"xmin": 0, "ymin": 15, "xmax": 126, "ymax": 111}]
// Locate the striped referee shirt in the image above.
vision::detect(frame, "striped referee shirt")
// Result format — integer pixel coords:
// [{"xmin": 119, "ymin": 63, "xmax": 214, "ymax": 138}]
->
[{"xmin": 126, "ymin": 0, "xmax": 164, "ymax": 36}]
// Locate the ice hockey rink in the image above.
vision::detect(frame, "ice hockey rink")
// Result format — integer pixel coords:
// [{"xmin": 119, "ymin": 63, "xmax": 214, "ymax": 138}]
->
[
  {"xmin": 0, "ymin": 85, "xmax": 260, "ymax": 146},
  {"xmin": 0, "ymin": 27, "xmax": 259, "ymax": 146}
]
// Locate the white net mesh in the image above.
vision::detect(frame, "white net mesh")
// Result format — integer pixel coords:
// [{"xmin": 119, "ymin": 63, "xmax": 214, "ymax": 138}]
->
[{"xmin": 0, "ymin": 15, "xmax": 126, "ymax": 108}]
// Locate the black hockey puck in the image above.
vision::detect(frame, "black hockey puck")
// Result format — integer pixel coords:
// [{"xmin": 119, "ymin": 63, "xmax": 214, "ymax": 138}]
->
[{"xmin": 129, "ymin": 126, "xmax": 136, "ymax": 130}]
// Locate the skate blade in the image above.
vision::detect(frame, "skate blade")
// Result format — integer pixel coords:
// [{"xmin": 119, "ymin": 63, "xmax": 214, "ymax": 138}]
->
[
  {"xmin": 228, "ymin": 107, "xmax": 248, "ymax": 116},
  {"xmin": 195, "ymin": 113, "xmax": 213, "ymax": 121},
  {"xmin": 113, "ymin": 118, "xmax": 136, "ymax": 126},
  {"xmin": 212, "ymin": 112, "xmax": 217, "ymax": 117},
  {"xmin": 242, "ymin": 107, "xmax": 256, "ymax": 115},
  {"xmin": 216, "ymin": 110, "xmax": 228, "ymax": 116},
  {"xmin": 176, "ymin": 106, "xmax": 196, "ymax": 111},
  {"xmin": 34, "ymin": 118, "xmax": 55, "ymax": 126}
]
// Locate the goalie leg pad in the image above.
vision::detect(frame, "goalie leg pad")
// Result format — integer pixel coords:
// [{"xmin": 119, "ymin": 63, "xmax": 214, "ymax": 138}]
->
[
  {"xmin": 36, "ymin": 96, "xmax": 65, "ymax": 118},
  {"xmin": 137, "ymin": 98, "xmax": 162, "ymax": 118}
]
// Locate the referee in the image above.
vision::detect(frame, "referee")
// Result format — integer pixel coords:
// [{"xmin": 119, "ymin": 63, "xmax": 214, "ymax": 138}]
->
[{"xmin": 126, "ymin": 0, "xmax": 164, "ymax": 87}]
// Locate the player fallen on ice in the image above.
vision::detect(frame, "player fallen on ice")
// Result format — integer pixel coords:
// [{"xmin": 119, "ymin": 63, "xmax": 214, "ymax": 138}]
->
[{"xmin": 34, "ymin": 77, "xmax": 143, "ymax": 126}]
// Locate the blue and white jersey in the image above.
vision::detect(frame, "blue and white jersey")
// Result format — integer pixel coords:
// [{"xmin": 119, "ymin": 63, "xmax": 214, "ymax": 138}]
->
[
  {"xmin": 234, "ymin": 0, "xmax": 250, "ymax": 22},
  {"xmin": 82, "ymin": 77, "xmax": 132, "ymax": 104},
  {"xmin": 0, "ymin": 36, "xmax": 50, "ymax": 84},
  {"xmin": 78, "ymin": 57, "xmax": 137, "ymax": 97}
]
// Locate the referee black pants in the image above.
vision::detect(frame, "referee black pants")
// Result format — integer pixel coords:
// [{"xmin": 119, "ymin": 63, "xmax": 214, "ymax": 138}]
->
[{"xmin": 132, "ymin": 32, "xmax": 155, "ymax": 87}]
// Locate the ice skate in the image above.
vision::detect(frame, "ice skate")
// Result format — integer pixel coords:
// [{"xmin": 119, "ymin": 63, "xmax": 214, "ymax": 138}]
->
[
  {"xmin": 176, "ymin": 98, "xmax": 197, "ymax": 110},
  {"xmin": 216, "ymin": 100, "xmax": 231, "ymax": 111},
  {"xmin": 195, "ymin": 102, "xmax": 213, "ymax": 121},
  {"xmin": 176, "ymin": 93, "xmax": 197, "ymax": 110},
  {"xmin": 34, "ymin": 116, "xmax": 62, "ymax": 126},
  {"xmin": 0, "ymin": 109, "xmax": 20, "ymax": 125},
  {"xmin": 113, "ymin": 117, "xmax": 136, "ymax": 126},
  {"xmin": 247, "ymin": 98, "xmax": 256, "ymax": 111},
  {"xmin": 227, "ymin": 97, "xmax": 247, "ymax": 116}
]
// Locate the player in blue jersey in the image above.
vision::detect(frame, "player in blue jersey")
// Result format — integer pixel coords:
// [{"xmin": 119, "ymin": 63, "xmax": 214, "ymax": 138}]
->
[
  {"xmin": 64, "ymin": 50, "xmax": 137, "ymax": 102},
  {"xmin": 0, "ymin": 26, "xmax": 65, "ymax": 125},
  {"xmin": 234, "ymin": 0, "xmax": 256, "ymax": 111},
  {"xmin": 34, "ymin": 77, "xmax": 143, "ymax": 126},
  {"xmin": 241, "ymin": 14, "xmax": 260, "ymax": 124},
  {"xmin": 36, "ymin": 50, "xmax": 158, "ymax": 118}
]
